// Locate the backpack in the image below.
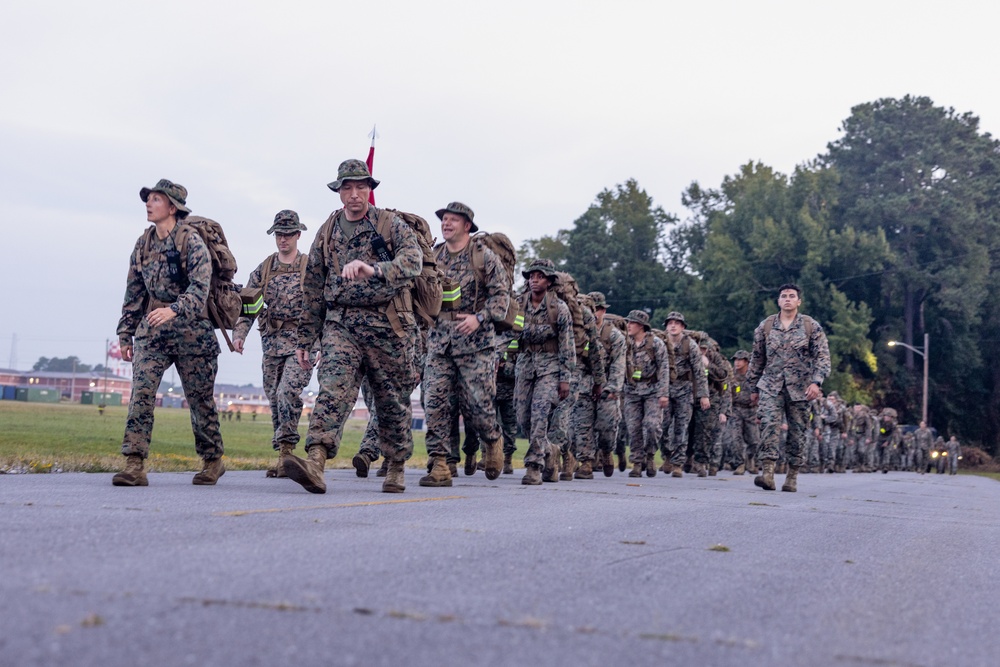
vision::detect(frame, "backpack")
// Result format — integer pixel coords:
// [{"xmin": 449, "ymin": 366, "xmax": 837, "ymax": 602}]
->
[
  {"xmin": 469, "ymin": 231, "xmax": 522, "ymax": 333},
  {"xmin": 662, "ymin": 331, "xmax": 693, "ymax": 383},
  {"xmin": 249, "ymin": 252, "xmax": 308, "ymax": 332},
  {"xmin": 321, "ymin": 208, "xmax": 443, "ymax": 334},
  {"xmin": 762, "ymin": 314, "xmax": 814, "ymax": 339},
  {"xmin": 142, "ymin": 216, "xmax": 242, "ymax": 352},
  {"xmin": 553, "ymin": 272, "xmax": 588, "ymax": 361}
]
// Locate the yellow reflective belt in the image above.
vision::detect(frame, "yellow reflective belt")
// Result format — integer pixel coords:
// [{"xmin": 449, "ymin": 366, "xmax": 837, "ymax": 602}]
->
[
  {"xmin": 441, "ymin": 286, "xmax": 461, "ymax": 303},
  {"xmin": 632, "ymin": 369, "xmax": 642, "ymax": 380},
  {"xmin": 508, "ymin": 340, "xmax": 519, "ymax": 350},
  {"xmin": 242, "ymin": 294, "xmax": 264, "ymax": 316},
  {"xmin": 735, "ymin": 386, "xmax": 741, "ymax": 393},
  {"xmin": 513, "ymin": 314, "xmax": 524, "ymax": 328}
]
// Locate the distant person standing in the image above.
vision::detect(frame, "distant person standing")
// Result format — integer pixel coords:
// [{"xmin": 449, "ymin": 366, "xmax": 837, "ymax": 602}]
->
[
  {"xmin": 946, "ymin": 435, "xmax": 961, "ymax": 475},
  {"xmin": 114, "ymin": 179, "xmax": 225, "ymax": 487},
  {"xmin": 746, "ymin": 284, "xmax": 830, "ymax": 492},
  {"xmin": 233, "ymin": 210, "xmax": 315, "ymax": 478},
  {"xmin": 623, "ymin": 311, "xmax": 670, "ymax": 478},
  {"xmin": 913, "ymin": 421, "xmax": 933, "ymax": 474}
]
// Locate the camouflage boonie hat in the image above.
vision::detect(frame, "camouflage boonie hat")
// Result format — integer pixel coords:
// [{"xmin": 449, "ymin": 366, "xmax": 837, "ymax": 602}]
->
[
  {"xmin": 732, "ymin": 349, "xmax": 751, "ymax": 361},
  {"xmin": 327, "ymin": 159, "xmax": 380, "ymax": 192},
  {"xmin": 663, "ymin": 311, "xmax": 687, "ymax": 328},
  {"xmin": 139, "ymin": 179, "xmax": 190, "ymax": 214},
  {"xmin": 267, "ymin": 209, "xmax": 307, "ymax": 235},
  {"xmin": 435, "ymin": 202, "xmax": 478, "ymax": 233},
  {"xmin": 521, "ymin": 258, "xmax": 559, "ymax": 282},
  {"xmin": 625, "ymin": 310, "xmax": 651, "ymax": 331},
  {"xmin": 588, "ymin": 291, "xmax": 608, "ymax": 310}
]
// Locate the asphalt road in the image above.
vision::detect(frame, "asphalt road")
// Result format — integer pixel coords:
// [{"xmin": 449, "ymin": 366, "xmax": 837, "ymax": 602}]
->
[{"xmin": 1, "ymin": 467, "xmax": 997, "ymax": 667}]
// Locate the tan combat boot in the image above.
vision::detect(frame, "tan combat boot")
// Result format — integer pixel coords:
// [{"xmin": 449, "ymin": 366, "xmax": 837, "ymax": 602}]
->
[
  {"xmin": 283, "ymin": 447, "xmax": 327, "ymax": 494},
  {"xmin": 448, "ymin": 461, "xmax": 458, "ymax": 477},
  {"xmin": 419, "ymin": 456, "xmax": 453, "ymax": 487},
  {"xmin": 616, "ymin": 451, "xmax": 627, "ymax": 473},
  {"xmin": 575, "ymin": 459, "xmax": 594, "ymax": 480},
  {"xmin": 267, "ymin": 443, "xmax": 295, "ymax": 478},
  {"xmin": 629, "ymin": 462, "xmax": 643, "ymax": 478},
  {"xmin": 659, "ymin": 460, "xmax": 671, "ymax": 474},
  {"xmin": 522, "ymin": 464, "xmax": 542, "ymax": 485},
  {"xmin": 382, "ymin": 459, "xmax": 405, "ymax": 493},
  {"xmin": 560, "ymin": 449, "xmax": 576, "ymax": 481},
  {"xmin": 352, "ymin": 450, "xmax": 375, "ymax": 478},
  {"xmin": 754, "ymin": 460, "xmax": 776, "ymax": 491},
  {"xmin": 747, "ymin": 456, "xmax": 759, "ymax": 475},
  {"xmin": 193, "ymin": 456, "xmax": 226, "ymax": 486},
  {"xmin": 483, "ymin": 437, "xmax": 504, "ymax": 481},
  {"xmin": 543, "ymin": 445, "xmax": 560, "ymax": 483},
  {"xmin": 646, "ymin": 459, "xmax": 657, "ymax": 478},
  {"xmin": 782, "ymin": 465, "xmax": 799, "ymax": 493},
  {"xmin": 112, "ymin": 454, "xmax": 148, "ymax": 487},
  {"xmin": 503, "ymin": 452, "xmax": 514, "ymax": 475},
  {"xmin": 708, "ymin": 465, "xmax": 718, "ymax": 477},
  {"xmin": 464, "ymin": 450, "xmax": 478, "ymax": 476},
  {"xmin": 375, "ymin": 458, "xmax": 389, "ymax": 477},
  {"xmin": 733, "ymin": 462, "xmax": 746, "ymax": 475},
  {"xmin": 671, "ymin": 463, "xmax": 683, "ymax": 478},
  {"xmin": 602, "ymin": 451, "xmax": 614, "ymax": 477},
  {"xmin": 696, "ymin": 462, "xmax": 708, "ymax": 478}
]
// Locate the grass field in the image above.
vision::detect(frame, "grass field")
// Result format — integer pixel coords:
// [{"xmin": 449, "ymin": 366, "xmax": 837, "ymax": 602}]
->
[{"xmin": 0, "ymin": 401, "xmax": 430, "ymax": 474}]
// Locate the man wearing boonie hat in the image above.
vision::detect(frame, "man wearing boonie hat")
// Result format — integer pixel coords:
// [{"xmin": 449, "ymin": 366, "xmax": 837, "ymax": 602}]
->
[
  {"xmin": 233, "ymin": 210, "xmax": 316, "ymax": 479},
  {"xmin": 514, "ymin": 259, "xmax": 576, "ymax": 485},
  {"xmin": 725, "ymin": 350, "xmax": 760, "ymax": 475},
  {"xmin": 283, "ymin": 159, "xmax": 422, "ymax": 495},
  {"xmin": 418, "ymin": 201, "xmax": 508, "ymax": 487},
  {"xmin": 587, "ymin": 292, "xmax": 626, "ymax": 477},
  {"xmin": 622, "ymin": 309, "xmax": 669, "ymax": 478},
  {"xmin": 657, "ymin": 311, "xmax": 709, "ymax": 478},
  {"xmin": 690, "ymin": 332, "xmax": 733, "ymax": 477},
  {"xmin": 113, "ymin": 179, "xmax": 226, "ymax": 487}
]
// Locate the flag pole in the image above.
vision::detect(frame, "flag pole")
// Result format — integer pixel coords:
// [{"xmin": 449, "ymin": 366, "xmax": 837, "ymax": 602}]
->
[{"xmin": 366, "ymin": 125, "xmax": 378, "ymax": 205}]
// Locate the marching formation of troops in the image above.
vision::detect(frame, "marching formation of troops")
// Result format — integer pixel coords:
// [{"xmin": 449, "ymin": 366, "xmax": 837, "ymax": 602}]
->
[{"xmin": 113, "ymin": 161, "xmax": 957, "ymax": 493}]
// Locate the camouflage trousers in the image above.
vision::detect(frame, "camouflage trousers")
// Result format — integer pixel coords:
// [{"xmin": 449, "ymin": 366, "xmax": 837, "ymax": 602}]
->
[
  {"xmin": 692, "ymin": 397, "xmax": 723, "ymax": 466},
  {"xmin": 594, "ymin": 394, "xmax": 621, "ymax": 457},
  {"xmin": 122, "ymin": 346, "xmax": 222, "ymax": 460},
  {"xmin": 614, "ymin": 394, "xmax": 628, "ymax": 459},
  {"xmin": 552, "ymin": 373, "xmax": 580, "ymax": 455},
  {"xmin": 424, "ymin": 350, "xmax": 501, "ymax": 459},
  {"xmin": 307, "ymin": 320, "xmax": 415, "ymax": 463},
  {"xmin": 358, "ymin": 328, "xmax": 424, "ymax": 462},
  {"xmin": 496, "ymin": 378, "xmax": 517, "ymax": 455},
  {"xmin": 820, "ymin": 426, "xmax": 838, "ymax": 470},
  {"xmin": 515, "ymin": 372, "xmax": 562, "ymax": 468},
  {"xmin": 262, "ymin": 353, "xmax": 312, "ymax": 449},
  {"xmin": 659, "ymin": 391, "xmax": 694, "ymax": 466},
  {"xmin": 571, "ymin": 383, "xmax": 598, "ymax": 462},
  {"xmin": 624, "ymin": 393, "xmax": 663, "ymax": 465},
  {"xmin": 757, "ymin": 386, "xmax": 810, "ymax": 467},
  {"xmin": 805, "ymin": 427, "xmax": 820, "ymax": 468},
  {"xmin": 725, "ymin": 407, "xmax": 759, "ymax": 466}
]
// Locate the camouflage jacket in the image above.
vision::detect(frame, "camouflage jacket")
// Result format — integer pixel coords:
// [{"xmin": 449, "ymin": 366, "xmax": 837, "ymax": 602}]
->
[
  {"xmin": 846, "ymin": 409, "xmax": 875, "ymax": 443},
  {"xmin": 117, "ymin": 224, "xmax": 219, "ymax": 356},
  {"xmin": 578, "ymin": 305, "xmax": 607, "ymax": 389},
  {"xmin": 877, "ymin": 418, "xmax": 902, "ymax": 448},
  {"xmin": 625, "ymin": 333, "xmax": 669, "ymax": 398},
  {"xmin": 667, "ymin": 334, "xmax": 709, "ymax": 400},
  {"xmin": 730, "ymin": 368, "xmax": 755, "ymax": 412},
  {"xmin": 597, "ymin": 319, "xmax": 627, "ymax": 395},
  {"xmin": 913, "ymin": 426, "xmax": 934, "ymax": 451},
  {"xmin": 233, "ymin": 252, "xmax": 306, "ymax": 357},
  {"xmin": 495, "ymin": 327, "xmax": 518, "ymax": 384},
  {"xmin": 299, "ymin": 207, "xmax": 421, "ymax": 350},
  {"xmin": 516, "ymin": 292, "xmax": 576, "ymax": 383},
  {"xmin": 747, "ymin": 313, "xmax": 831, "ymax": 401},
  {"xmin": 702, "ymin": 346, "xmax": 733, "ymax": 414},
  {"xmin": 428, "ymin": 241, "xmax": 509, "ymax": 356}
]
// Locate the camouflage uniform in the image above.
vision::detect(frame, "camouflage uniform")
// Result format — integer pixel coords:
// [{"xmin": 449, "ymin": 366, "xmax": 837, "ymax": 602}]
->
[
  {"xmin": 117, "ymin": 182, "xmax": 223, "ymax": 463},
  {"xmin": 946, "ymin": 436, "xmax": 960, "ymax": 474},
  {"xmin": 515, "ymin": 261, "xmax": 576, "ymax": 471},
  {"xmin": 495, "ymin": 326, "xmax": 519, "ymax": 458},
  {"xmin": 591, "ymin": 294, "xmax": 626, "ymax": 470},
  {"xmin": 233, "ymin": 211, "xmax": 315, "ymax": 455},
  {"xmin": 819, "ymin": 393, "xmax": 843, "ymax": 473},
  {"xmin": 659, "ymin": 319, "xmax": 708, "ymax": 469},
  {"xmin": 725, "ymin": 351, "xmax": 760, "ymax": 471},
  {"xmin": 298, "ymin": 203, "xmax": 421, "ymax": 464},
  {"xmin": 803, "ymin": 398, "xmax": 823, "ymax": 471},
  {"xmin": 913, "ymin": 425, "xmax": 934, "ymax": 473},
  {"xmin": 423, "ymin": 215, "xmax": 510, "ymax": 466},
  {"xmin": 692, "ymin": 336, "xmax": 733, "ymax": 473},
  {"xmin": 569, "ymin": 298, "xmax": 607, "ymax": 469},
  {"xmin": 875, "ymin": 408, "xmax": 902, "ymax": 472},
  {"xmin": 623, "ymin": 312, "xmax": 670, "ymax": 470},
  {"xmin": 846, "ymin": 406, "xmax": 875, "ymax": 472},
  {"xmin": 746, "ymin": 313, "xmax": 831, "ymax": 469}
]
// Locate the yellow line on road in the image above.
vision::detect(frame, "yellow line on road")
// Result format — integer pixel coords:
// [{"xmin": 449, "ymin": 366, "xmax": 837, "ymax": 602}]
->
[{"xmin": 215, "ymin": 495, "xmax": 465, "ymax": 517}]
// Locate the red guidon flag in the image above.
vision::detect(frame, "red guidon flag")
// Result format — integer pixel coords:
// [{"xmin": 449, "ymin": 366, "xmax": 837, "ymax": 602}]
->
[{"xmin": 366, "ymin": 125, "xmax": 378, "ymax": 205}]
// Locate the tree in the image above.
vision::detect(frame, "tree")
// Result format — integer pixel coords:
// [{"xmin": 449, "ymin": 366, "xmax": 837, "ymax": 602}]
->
[{"xmin": 32, "ymin": 356, "xmax": 93, "ymax": 373}]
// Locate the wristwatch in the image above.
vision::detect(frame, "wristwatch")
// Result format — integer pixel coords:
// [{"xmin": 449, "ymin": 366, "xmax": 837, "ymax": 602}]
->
[
  {"xmin": 476, "ymin": 313, "xmax": 485, "ymax": 325},
  {"xmin": 169, "ymin": 303, "xmax": 179, "ymax": 314}
]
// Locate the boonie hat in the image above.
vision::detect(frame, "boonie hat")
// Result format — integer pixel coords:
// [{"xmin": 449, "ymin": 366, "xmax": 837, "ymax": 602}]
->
[
  {"xmin": 435, "ymin": 202, "xmax": 478, "ymax": 233},
  {"xmin": 588, "ymin": 292, "xmax": 608, "ymax": 310},
  {"xmin": 663, "ymin": 311, "xmax": 687, "ymax": 328},
  {"xmin": 140, "ymin": 179, "xmax": 190, "ymax": 214},
  {"xmin": 625, "ymin": 310, "xmax": 651, "ymax": 331},
  {"xmin": 732, "ymin": 349, "xmax": 751, "ymax": 361},
  {"xmin": 521, "ymin": 258, "xmax": 559, "ymax": 282},
  {"xmin": 267, "ymin": 209, "xmax": 307, "ymax": 235},
  {"xmin": 327, "ymin": 159, "xmax": 380, "ymax": 192}
]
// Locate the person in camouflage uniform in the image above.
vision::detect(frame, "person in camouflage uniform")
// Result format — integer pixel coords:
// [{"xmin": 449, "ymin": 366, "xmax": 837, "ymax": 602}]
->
[
  {"xmin": 803, "ymin": 396, "xmax": 823, "ymax": 473},
  {"xmin": 692, "ymin": 332, "xmax": 733, "ymax": 477},
  {"xmin": 623, "ymin": 310, "xmax": 670, "ymax": 478},
  {"xmin": 819, "ymin": 391, "xmax": 843, "ymax": 473},
  {"xmin": 658, "ymin": 312, "xmax": 708, "ymax": 477},
  {"xmin": 495, "ymin": 326, "xmax": 520, "ymax": 474},
  {"xmin": 725, "ymin": 350, "xmax": 760, "ymax": 475},
  {"xmin": 747, "ymin": 284, "xmax": 831, "ymax": 492},
  {"xmin": 589, "ymin": 292, "xmax": 626, "ymax": 477},
  {"xmin": 233, "ymin": 210, "xmax": 315, "ymax": 478},
  {"xmin": 913, "ymin": 421, "xmax": 933, "ymax": 474},
  {"xmin": 419, "ymin": 202, "xmax": 508, "ymax": 487},
  {"xmin": 875, "ymin": 407, "xmax": 903, "ymax": 473},
  {"xmin": 568, "ymin": 293, "xmax": 607, "ymax": 479},
  {"xmin": 114, "ymin": 179, "xmax": 225, "ymax": 487},
  {"xmin": 284, "ymin": 159, "xmax": 421, "ymax": 495},
  {"xmin": 515, "ymin": 259, "xmax": 576, "ymax": 485},
  {"xmin": 946, "ymin": 435, "xmax": 961, "ymax": 474},
  {"xmin": 846, "ymin": 404, "xmax": 875, "ymax": 472}
]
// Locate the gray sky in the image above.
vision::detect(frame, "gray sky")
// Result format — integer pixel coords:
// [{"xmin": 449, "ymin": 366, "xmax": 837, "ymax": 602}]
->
[{"xmin": 3, "ymin": 0, "xmax": 998, "ymax": 386}]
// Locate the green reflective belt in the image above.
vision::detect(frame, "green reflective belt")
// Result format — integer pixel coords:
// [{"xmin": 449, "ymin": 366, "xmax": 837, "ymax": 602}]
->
[
  {"xmin": 508, "ymin": 340, "xmax": 519, "ymax": 350},
  {"xmin": 441, "ymin": 286, "xmax": 461, "ymax": 303},
  {"xmin": 513, "ymin": 314, "xmax": 524, "ymax": 328},
  {"xmin": 632, "ymin": 369, "xmax": 642, "ymax": 380},
  {"xmin": 242, "ymin": 294, "xmax": 264, "ymax": 316}
]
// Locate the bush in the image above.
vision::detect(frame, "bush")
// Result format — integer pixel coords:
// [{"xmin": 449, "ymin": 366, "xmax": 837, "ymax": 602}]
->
[{"xmin": 960, "ymin": 446, "xmax": 1000, "ymax": 472}]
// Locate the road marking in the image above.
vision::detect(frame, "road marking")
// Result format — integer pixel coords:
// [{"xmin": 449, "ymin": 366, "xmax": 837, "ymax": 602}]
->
[{"xmin": 215, "ymin": 495, "xmax": 464, "ymax": 517}]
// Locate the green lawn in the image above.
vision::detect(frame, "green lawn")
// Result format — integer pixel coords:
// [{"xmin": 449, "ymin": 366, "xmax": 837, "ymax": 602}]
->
[{"xmin": 0, "ymin": 401, "xmax": 429, "ymax": 473}]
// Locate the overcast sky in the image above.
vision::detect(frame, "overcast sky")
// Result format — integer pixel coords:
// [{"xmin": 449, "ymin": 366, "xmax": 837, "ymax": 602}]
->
[{"xmin": 3, "ymin": 0, "xmax": 998, "ymax": 387}]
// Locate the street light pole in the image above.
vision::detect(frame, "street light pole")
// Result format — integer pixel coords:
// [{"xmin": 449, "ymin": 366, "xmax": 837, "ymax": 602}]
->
[{"xmin": 888, "ymin": 336, "xmax": 929, "ymax": 425}]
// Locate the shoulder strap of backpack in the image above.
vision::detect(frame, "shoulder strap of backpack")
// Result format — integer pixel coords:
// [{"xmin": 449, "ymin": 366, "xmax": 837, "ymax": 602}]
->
[
  {"xmin": 320, "ymin": 212, "xmax": 341, "ymax": 276},
  {"xmin": 298, "ymin": 253, "xmax": 308, "ymax": 290},
  {"xmin": 375, "ymin": 208, "xmax": 395, "ymax": 253},
  {"xmin": 258, "ymin": 252, "xmax": 279, "ymax": 292}
]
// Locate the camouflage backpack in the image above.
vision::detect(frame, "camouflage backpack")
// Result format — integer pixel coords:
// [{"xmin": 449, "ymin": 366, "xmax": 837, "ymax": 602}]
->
[
  {"xmin": 469, "ymin": 231, "xmax": 522, "ymax": 333},
  {"xmin": 141, "ymin": 216, "xmax": 242, "ymax": 351},
  {"xmin": 321, "ymin": 208, "xmax": 444, "ymax": 334},
  {"xmin": 552, "ymin": 272, "xmax": 588, "ymax": 361}
]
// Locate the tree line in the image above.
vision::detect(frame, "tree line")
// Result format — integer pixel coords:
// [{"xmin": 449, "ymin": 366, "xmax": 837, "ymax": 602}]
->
[{"xmin": 518, "ymin": 96, "xmax": 1000, "ymax": 454}]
